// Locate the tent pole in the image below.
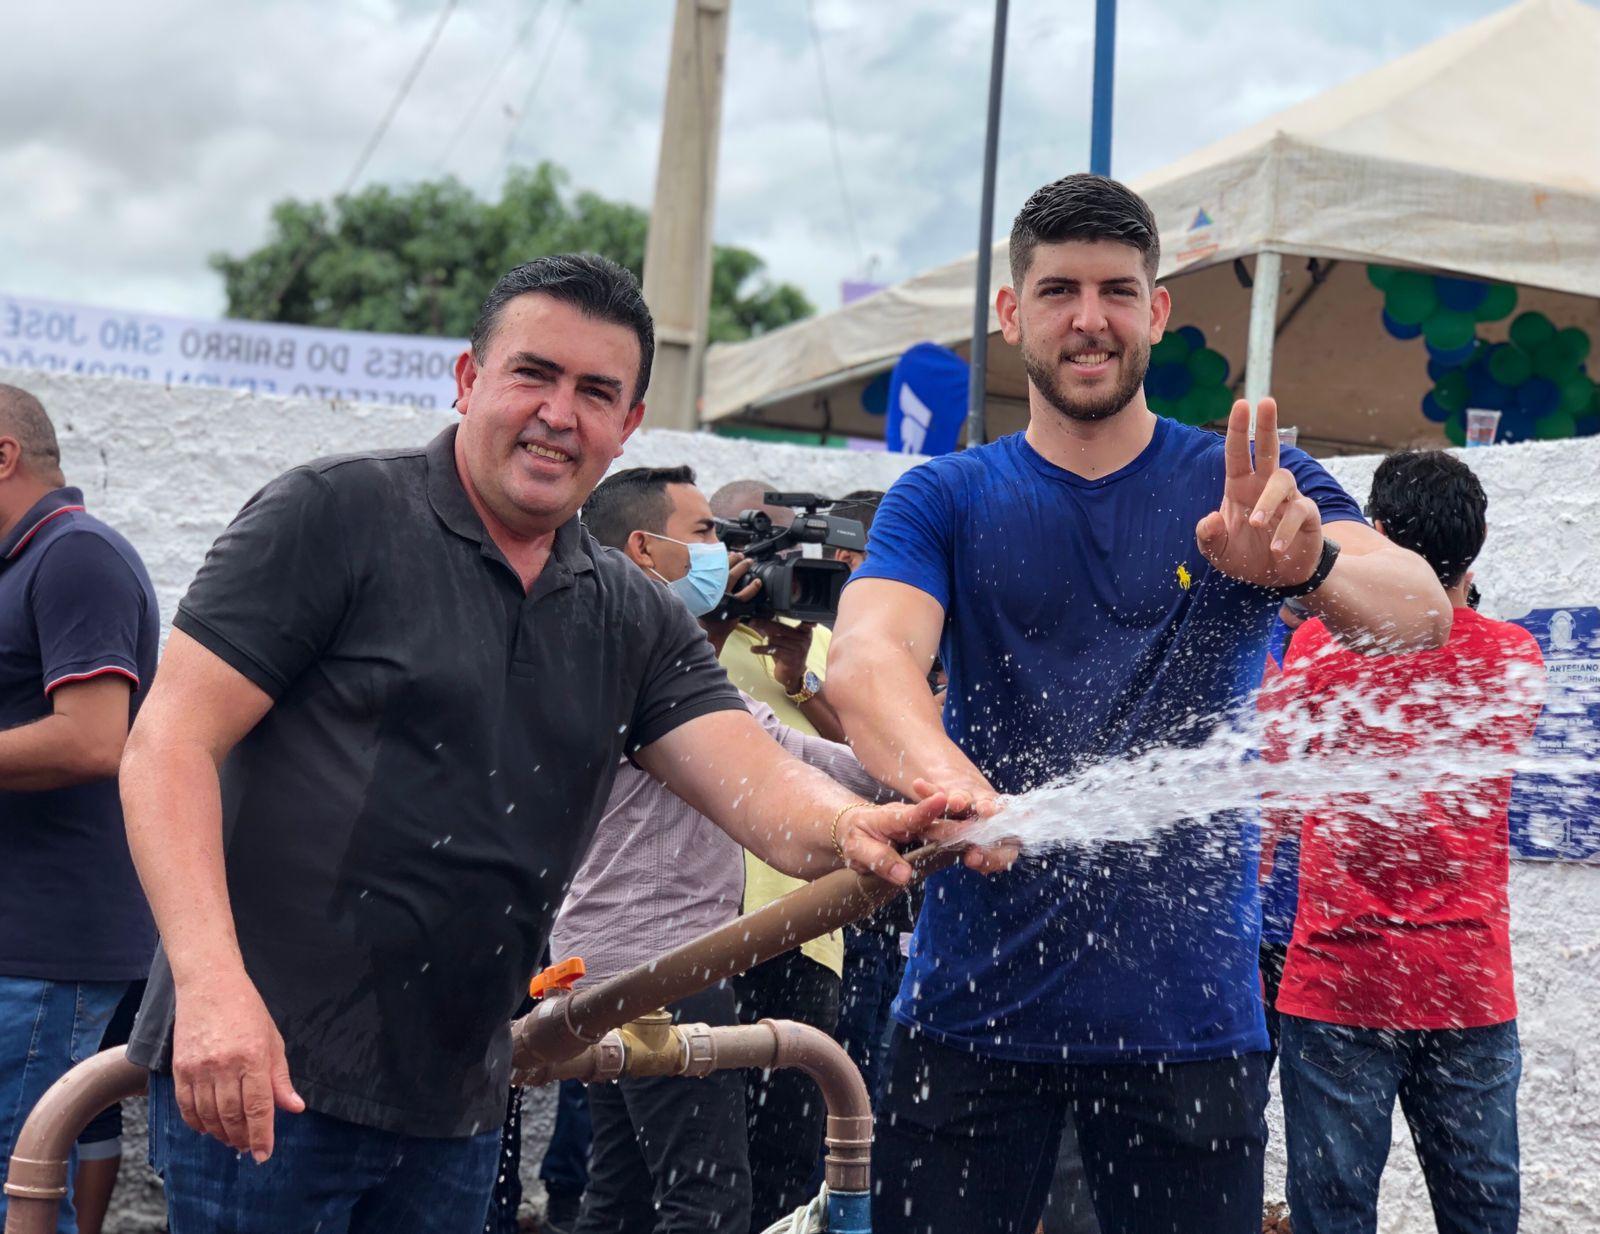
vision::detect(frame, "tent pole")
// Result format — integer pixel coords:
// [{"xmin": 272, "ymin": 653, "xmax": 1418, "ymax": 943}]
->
[
  {"xmin": 964, "ymin": 0, "xmax": 1009, "ymax": 450},
  {"xmin": 1090, "ymin": 0, "xmax": 1117, "ymax": 176},
  {"xmin": 1244, "ymin": 249, "xmax": 1282, "ymax": 438}
]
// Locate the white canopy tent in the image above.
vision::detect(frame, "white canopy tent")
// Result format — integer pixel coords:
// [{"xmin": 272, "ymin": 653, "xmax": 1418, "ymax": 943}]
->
[{"xmin": 702, "ymin": 0, "xmax": 1600, "ymax": 454}]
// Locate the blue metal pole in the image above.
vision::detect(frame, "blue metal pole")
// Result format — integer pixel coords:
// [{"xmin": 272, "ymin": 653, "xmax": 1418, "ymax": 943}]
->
[
  {"xmin": 1090, "ymin": 0, "xmax": 1117, "ymax": 176},
  {"xmin": 827, "ymin": 1188, "xmax": 872, "ymax": 1233}
]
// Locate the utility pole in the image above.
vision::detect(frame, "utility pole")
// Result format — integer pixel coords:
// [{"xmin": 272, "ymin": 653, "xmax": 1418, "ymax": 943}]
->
[{"xmin": 641, "ymin": 0, "xmax": 731, "ymax": 431}]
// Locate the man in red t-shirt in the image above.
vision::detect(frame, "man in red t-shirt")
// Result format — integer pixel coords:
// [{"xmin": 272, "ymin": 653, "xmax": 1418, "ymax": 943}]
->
[{"xmin": 1270, "ymin": 450, "xmax": 1543, "ymax": 1234}]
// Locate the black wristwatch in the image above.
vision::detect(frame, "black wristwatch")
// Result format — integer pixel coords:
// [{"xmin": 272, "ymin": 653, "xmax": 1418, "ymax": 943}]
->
[{"xmin": 1278, "ymin": 537, "xmax": 1340, "ymax": 599}]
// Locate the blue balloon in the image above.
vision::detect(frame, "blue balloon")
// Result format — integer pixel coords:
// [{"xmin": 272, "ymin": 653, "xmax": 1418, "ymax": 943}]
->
[
  {"xmin": 1427, "ymin": 357, "xmax": 1451, "ymax": 383},
  {"xmin": 1420, "ymin": 393, "xmax": 1453, "ymax": 423},
  {"xmin": 1176, "ymin": 325, "xmax": 1207, "ymax": 352},
  {"xmin": 1434, "ymin": 276, "xmax": 1490, "ymax": 312},
  {"xmin": 1144, "ymin": 361, "xmax": 1193, "ymax": 401},
  {"xmin": 1383, "ymin": 311, "xmax": 1423, "ymax": 340},
  {"xmin": 1425, "ymin": 339, "xmax": 1477, "ymax": 367},
  {"xmin": 1466, "ymin": 367, "xmax": 1510, "ymax": 410},
  {"xmin": 1518, "ymin": 375, "xmax": 1561, "ymax": 417},
  {"xmin": 859, "ymin": 371, "xmax": 890, "ymax": 417},
  {"xmin": 1499, "ymin": 407, "xmax": 1539, "ymax": 442},
  {"xmin": 1575, "ymin": 414, "xmax": 1600, "ymax": 438}
]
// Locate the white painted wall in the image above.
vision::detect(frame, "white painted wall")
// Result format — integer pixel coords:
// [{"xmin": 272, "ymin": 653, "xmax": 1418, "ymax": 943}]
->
[{"xmin": 7, "ymin": 367, "xmax": 1595, "ymax": 1232}]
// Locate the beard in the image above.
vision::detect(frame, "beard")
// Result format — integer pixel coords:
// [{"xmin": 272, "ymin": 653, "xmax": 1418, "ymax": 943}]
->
[{"xmin": 1020, "ymin": 329, "xmax": 1151, "ymax": 423}]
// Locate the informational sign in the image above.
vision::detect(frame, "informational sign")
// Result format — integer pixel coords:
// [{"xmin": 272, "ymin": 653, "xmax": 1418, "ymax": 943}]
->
[
  {"xmin": 887, "ymin": 341, "xmax": 969, "ymax": 456},
  {"xmin": 1507, "ymin": 605, "xmax": 1600, "ymax": 861},
  {"xmin": 0, "ymin": 291, "xmax": 464, "ymax": 410}
]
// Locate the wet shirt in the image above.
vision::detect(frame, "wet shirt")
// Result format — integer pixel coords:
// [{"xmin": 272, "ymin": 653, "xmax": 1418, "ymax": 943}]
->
[
  {"xmin": 851, "ymin": 421, "xmax": 1364, "ymax": 1063},
  {"xmin": 0, "ymin": 488, "xmax": 159, "ymax": 981},
  {"xmin": 1274, "ymin": 610, "xmax": 1543, "ymax": 1030},
  {"xmin": 127, "ymin": 427, "xmax": 744, "ymax": 1137}
]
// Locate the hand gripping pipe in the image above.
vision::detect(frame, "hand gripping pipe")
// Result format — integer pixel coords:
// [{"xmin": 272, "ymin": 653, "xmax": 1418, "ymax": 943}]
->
[
  {"xmin": 2, "ymin": 1047, "xmax": 147, "ymax": 1234},
  {"xmin": 511, "ymin": 841, "xmax": 956, "ymax": 1072}
]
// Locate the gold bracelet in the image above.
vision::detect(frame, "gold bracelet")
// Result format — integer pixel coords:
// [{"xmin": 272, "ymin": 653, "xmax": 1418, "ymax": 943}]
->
[{"xmin": 830, "ymin": 802, "xmax": 871, "ymax": 863}]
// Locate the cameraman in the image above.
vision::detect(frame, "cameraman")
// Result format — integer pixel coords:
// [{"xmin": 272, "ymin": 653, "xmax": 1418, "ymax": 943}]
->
[
  {"xmin": 708, "ymin": 479, "xmax": 850, "ymax": 1225},
  {"xmin": 553, "ymin": 466, "xmax": 890, "ymax": 1234}
]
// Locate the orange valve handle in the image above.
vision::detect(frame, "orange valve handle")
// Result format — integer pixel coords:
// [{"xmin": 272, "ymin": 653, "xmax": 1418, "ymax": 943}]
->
[{"xmin": 529, "ymin": 957, "xmax": 586, "ymax": 999}]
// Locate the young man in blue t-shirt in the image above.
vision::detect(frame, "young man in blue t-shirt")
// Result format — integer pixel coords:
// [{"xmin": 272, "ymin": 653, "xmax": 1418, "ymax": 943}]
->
[{"xmin": 828, "ymin": 175, "xmax": 1451, "ymax": 1234}]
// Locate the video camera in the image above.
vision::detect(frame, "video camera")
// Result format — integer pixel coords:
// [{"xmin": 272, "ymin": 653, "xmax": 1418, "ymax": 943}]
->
[{"xmin": 714, "ymin": 492, "xmax": 867, "ymax": 623}]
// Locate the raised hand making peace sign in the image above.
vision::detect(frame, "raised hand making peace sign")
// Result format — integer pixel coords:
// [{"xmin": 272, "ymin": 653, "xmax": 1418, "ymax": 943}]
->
[{"xmin": 1195, "ymin": 397, "xmax": 1323, "ymax": 590}]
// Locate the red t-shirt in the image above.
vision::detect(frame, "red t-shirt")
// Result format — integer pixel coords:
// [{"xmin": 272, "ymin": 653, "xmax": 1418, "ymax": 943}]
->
[{"xmin": 1273, "ymin": 608, "xmax": 1544, "ymax": 1030}]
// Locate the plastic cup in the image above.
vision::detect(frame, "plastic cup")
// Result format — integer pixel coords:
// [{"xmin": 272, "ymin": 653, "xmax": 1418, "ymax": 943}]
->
[
  {"xmin": 1275, "ymin": 426, "xmax": 1299, "ymax": 449},
  {"xmin": 1465, "ymin": 408, "xmax": 1501, "ymax": 448}
]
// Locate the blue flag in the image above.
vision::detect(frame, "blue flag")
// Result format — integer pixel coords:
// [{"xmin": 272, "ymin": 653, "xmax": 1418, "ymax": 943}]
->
[{"xmin": 887, "ymin": 341, "xmax": 970, "ymax": 456}]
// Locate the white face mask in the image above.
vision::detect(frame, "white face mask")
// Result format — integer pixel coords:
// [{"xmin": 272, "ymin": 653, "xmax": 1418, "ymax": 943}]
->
[{"xmin": 642, "ymin": 533, "xmax": 730, "ymax": 617}]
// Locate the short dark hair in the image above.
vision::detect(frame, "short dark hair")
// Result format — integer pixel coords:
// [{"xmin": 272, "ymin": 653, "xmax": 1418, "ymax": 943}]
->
[
  {"xmin": 1009, "ymin": 174, "xmax": 1160, "ymax": 286},
  {"xmin": 470, "ymin": 253, "xmax": 655, "ymax": 404},
  {"xmin": 583, "ymin": 465, "xmax": 696, "ymax": 550},
  {"xmin": 1365, "ymin": 450, "xmax": 1487, "ymax": 587},
  {"xmin": 830, "ymin": 488, "xmax": 883, "ymax": 540},
  {"xmin": 0, "ymin": 384, "xmax": 62, "ymax": 482}
]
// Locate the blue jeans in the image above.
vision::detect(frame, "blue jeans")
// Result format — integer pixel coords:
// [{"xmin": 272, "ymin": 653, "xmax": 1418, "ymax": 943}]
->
[
  {"xmin": 1280, "ymin": 1016, "xmax": 1521, "ymax": 1234},
  {"xmin": 0, "ymin": 976, "xmax": 128, "ymax": 1234},
  {"xmin": 835, "ymin": 926, "xmax": 904, "ymax": 1106},
  {"xmin": 149, "ymin": 1071, "xmax": 500, "ymax": 1234}
]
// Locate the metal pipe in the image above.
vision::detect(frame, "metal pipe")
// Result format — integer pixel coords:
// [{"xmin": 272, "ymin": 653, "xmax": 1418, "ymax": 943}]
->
[
  {"xmin": 963, "ymin": 0, "xmax": 1010, "ymax": 451},
  {"xmin": 3, "ymin": 1047, "xmax": 147, "ymax": 1234},
  {"xmin": 1090, "ymin": 0, "xmax": 1118, "ymax": 176},
  {"xmin": 520, "ymin": 1018, "xmax": 872, "ymax": 1195},
  {"xmin": 512, "ymin": 842, "xmax": 957, "ymax": 1072},
  {"xmin": 1244, "ymin": 249, "xmax": 1284, "ymax": 436}
]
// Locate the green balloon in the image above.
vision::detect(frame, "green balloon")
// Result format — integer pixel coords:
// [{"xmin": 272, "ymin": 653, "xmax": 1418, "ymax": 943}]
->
[
  {"xmin": 1148, "ymin": 394, "xmax": 1180, "ymax": 418},
  {"xmin": 1200, "ymin": 385, "xmax": 1235, "ymax": 423},
  {"xmin": 1384, "ymin": 271, "xmax": 1437, "ymax": 326},
  {"xmin": 1559, "ymin": 375, "xmax": 1596, "ymax": 415},
  {"xmin": 1532, "ymin": 335, "xmax": 1577, "ymax": 380},
  {"xmin": 1422, "ymin": 308, "xmax": 1476, "ymax": 352},
  {"xmin": 1535, "ymin": 411, "xmax": 1578, "ymax": 440},
  {"xmin": 1557, "ymin": 327, "xmax": 1591, "ymax": 367},
  {"xmin": 1186, "ymin": 347, "xmax": 1228, "ymax": 386},
  {"xmin": 1434, "ymin": 370, "xmax": 1471, "ymax": 413},
  {"xmin": 1150, "ymin": 334, "xmax": 1190, "ymax": 367},
  {"xmin": 1474, "ymin": 283, "xmax": 1518, "ymax": 322},
  {"xmin": 1443, "ymin": 416, "xmax": 1466, "ymax": 447},
  {"xmin": 1367, "ymin": 264, "xmax": 1397, "ymax": 290},
  {"xmin": 1509, "ymin": 311, "xmax": 1556, "ymax": 351},
  {"xmin": 1488, "ymin": 345, "xmax": 1533, "ymax": 387}
]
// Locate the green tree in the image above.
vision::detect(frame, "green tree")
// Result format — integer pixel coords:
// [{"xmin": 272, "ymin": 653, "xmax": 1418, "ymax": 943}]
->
[{"xmin": 212, "ymin": 163, "xmax": 813, "ymax": 344}]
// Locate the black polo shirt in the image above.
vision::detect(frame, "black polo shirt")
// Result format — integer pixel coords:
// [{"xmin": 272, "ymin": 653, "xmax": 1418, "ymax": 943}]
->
[
  {"xmin": 127, "ymin": 426, "xmax": 744, "ymax": 1137},
  {"xmin": 0, "ymin": 488, "xmax": 159, "ymax": 981}
]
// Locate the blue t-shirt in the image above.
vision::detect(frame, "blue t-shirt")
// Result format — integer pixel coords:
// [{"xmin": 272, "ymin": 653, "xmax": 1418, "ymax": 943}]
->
[
  {"xmin": 853, "ymin": 421, "xmax": 1364, "ymax": 1062},
  {"xmin": 0, "ymin": 488, "xmax": 159, "ymax": 981}
]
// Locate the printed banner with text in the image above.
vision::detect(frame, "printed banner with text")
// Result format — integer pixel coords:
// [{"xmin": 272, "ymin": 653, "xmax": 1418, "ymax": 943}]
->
[{"xmin": 0, "ymin": 292, "xmax": 464, "ymax": 410}]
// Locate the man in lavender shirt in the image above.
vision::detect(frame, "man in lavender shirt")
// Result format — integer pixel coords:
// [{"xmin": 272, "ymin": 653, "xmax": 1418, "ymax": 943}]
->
[{"xmin": 550, "ymin": 466, "xmax": 888, "ymax": 1234}]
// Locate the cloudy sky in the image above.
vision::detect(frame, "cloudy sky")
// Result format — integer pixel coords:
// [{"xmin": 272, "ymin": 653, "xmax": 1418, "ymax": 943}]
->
[{"xmin": 0, "ymin": 0, "xmax": 1527, "ymax": 322}]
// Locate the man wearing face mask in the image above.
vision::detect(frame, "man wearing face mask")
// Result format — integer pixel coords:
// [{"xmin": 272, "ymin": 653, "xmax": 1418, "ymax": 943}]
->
[{"xmin": 548, "ymin": 465, "xmax": 891, "ymax": 1234}]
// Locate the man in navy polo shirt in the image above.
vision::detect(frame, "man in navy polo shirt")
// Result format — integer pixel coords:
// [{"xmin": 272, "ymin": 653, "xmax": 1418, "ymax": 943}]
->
[
  {"xmin": 827, "ymin": 175, "xmax": 1452, "ymax": 1234},
  {"xmin": 0, "ymin": 384, "xmax": 158, "ymax": 1233}
]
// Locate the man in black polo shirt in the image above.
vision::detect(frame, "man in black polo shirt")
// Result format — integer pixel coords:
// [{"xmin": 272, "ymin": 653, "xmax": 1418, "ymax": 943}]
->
[
  {"xmin": 0, "ymin": 385, "xmax": 158, "ymax": 1233},
  {"xmin": 121, "ymin": 255, "xmax": 966, "ymax": 1234}
]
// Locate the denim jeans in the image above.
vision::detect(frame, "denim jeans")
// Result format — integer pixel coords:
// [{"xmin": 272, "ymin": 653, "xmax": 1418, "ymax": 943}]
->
[
  {"xmin": 0, "ymin": 976, "xmax": 129, "ymax": 1234},
  {"xmin": 1280, "ymin": 1016, "xmax": 1521, "ymax": 1234},
  {"xmin": 148, "ymin": 1071, "xmax": 500, "ymax": 1234},
  {"xmin": 834, "ymin": 926, "xmax": 904, "ymax": 1107}
]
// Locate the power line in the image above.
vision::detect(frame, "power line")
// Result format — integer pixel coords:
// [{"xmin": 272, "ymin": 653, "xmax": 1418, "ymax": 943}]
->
[
  {"xmin": 263, "ymin": 0, "xmax": 459, "ymax": 317},
  {"xmin": 803, "ymin": 0, "xmax": 866, "ymax": 270},
  {"xmin": 491, "ymin": 0, "xmax": 577, "ymax": 194},
  {"xmin": 435, "ymin": 0, "xmax": 552, "ymax": 173}
]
